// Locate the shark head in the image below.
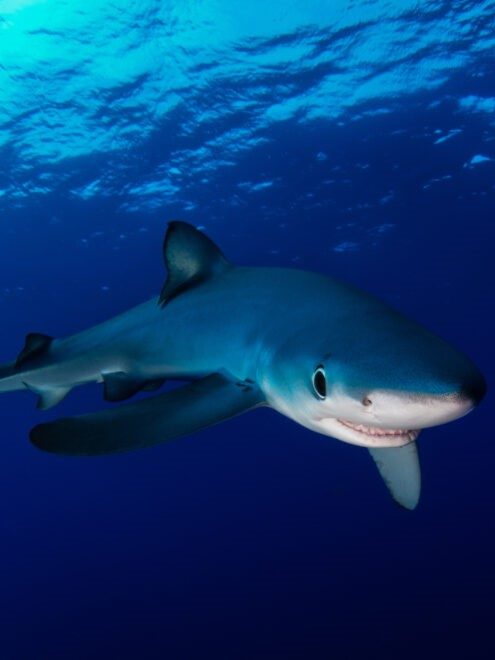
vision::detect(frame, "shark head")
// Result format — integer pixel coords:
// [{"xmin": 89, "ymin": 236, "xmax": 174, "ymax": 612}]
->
[{"xmin": 260, "ymin": 290, "xmax": 486, "ymax": 448}]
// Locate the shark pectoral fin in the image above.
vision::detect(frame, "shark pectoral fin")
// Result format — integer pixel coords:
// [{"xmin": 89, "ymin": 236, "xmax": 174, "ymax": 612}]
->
[
  {"xmin": 30, "ymin": 373, "xmax": 264, "ymax": 456},
  {"xmin": 16, "ymin": 333, "xmax": 53, "ymax": 367},
  {"xmin": 159, "ymin": 221, "xmax": 231, "ymax": 307},
  {"xmin": 24, "ymin": 383, "xmax": 71, "ymax": 411},
  {"xmin": 368, "ymin": 441, "xmax": 421, "ymax": 510}
]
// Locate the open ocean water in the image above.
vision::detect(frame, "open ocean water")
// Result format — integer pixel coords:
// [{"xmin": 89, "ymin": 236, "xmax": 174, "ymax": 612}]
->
[{"xmin": 0, "ymin": 1, "xmax": 494, "ymax": 658}]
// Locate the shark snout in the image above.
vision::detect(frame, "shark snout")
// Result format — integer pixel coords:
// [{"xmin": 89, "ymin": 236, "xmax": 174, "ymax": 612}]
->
[
  {"xmin": 337, "ymin": 341, "xmax": 487, "ymax": 431},
  {"xmin": 459, "ymin": 368, "xmax": 487, "ymax": 408},
  {"xmin": 358, "ymin": 364, "xmax": 486, "ymax": 431}
]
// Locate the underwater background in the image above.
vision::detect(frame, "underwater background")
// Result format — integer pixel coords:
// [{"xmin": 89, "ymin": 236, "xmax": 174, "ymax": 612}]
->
[{"xmin": 0, "ymin": 1, "xmax": 494, "ymax": 658}]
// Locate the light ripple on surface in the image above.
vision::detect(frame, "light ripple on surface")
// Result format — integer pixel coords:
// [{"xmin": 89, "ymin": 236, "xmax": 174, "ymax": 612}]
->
[{"xmin": 0, "ymin": 0, "xmax": 494, "ymax": 211}]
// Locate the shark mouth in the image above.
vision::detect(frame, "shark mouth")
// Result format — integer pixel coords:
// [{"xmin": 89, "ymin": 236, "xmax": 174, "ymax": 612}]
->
[{"xmin": 337, "ymin": 419, "xmax": 420, "ymax": 442}]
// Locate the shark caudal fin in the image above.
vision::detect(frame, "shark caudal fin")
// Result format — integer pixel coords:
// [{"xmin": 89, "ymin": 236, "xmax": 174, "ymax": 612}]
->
[
  {"xmin": 30, "ymin": 373, "xmax": 264, "ymax": 456},
  {"xmin": 369, "ymin": 442, "xmax": 421, "ymax": 510}
]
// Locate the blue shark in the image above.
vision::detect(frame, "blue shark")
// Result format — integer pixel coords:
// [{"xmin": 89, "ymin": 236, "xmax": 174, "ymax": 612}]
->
[{"xmin": 0, "ymin": 222, "xmax": 486, "ymax": 509}]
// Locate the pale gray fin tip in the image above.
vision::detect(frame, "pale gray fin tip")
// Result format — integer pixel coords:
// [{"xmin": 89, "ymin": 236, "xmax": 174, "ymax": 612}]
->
[
  {"xmin": 24, "ymin": 382, "xmax": 71, "ymax": 410},
  {"xmin": 369, "ymin": 441, "xmax": 421, "ymax": 510}
]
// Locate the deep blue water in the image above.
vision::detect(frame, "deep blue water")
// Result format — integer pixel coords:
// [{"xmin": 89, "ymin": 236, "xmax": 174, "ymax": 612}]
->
[{"xmin": 1, "ymin": 1, "xmax": 494, "ymax": 658}]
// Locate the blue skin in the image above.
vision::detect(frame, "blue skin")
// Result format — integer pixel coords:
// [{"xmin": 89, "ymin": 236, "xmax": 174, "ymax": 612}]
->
[
  {"xmin": 0, "ymin": 222, "xmax": 486, "ymax": 508},
  {"xmin": 263, "ymin": 275, "xmax": 484, "ymax": 397},
  {"xmin": 0, "ymin": 239, "xmax": 486, "ymax": 450}
]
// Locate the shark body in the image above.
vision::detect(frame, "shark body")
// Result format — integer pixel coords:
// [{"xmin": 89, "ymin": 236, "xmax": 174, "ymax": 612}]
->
[{"xmin": 0, "ymin": 222, "xmax": 486, "ymax": 509}]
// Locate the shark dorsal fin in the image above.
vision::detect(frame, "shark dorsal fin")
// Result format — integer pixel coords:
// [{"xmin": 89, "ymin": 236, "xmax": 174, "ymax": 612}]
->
[{"xmin": 159, "ymin": 221, "xmax": 230, "ymax": 307}]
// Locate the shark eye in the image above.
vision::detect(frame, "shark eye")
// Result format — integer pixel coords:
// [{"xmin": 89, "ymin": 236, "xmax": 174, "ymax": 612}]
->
[{"xmin": 312, "ymin": 365, "xmax": 326, "ymax": 400}]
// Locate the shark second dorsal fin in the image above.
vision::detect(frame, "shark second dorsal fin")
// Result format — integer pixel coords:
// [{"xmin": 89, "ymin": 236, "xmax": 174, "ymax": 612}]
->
[
  {"xmin": 16, "ymin": 333, "xmax": 53, "ymax": 367},
  {"xmin": 159, "ymin": 221, "xmax": 231, "ymax": 308}
]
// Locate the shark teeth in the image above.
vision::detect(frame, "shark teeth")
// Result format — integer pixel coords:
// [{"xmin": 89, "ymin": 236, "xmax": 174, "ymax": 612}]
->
[{"xmin": 337, "ymin": 419, "xmax": 419, "ymax": 441}]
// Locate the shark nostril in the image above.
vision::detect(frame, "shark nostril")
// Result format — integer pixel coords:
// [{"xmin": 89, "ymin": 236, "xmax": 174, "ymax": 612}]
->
[{"xmin": 362, "ymin": 396, "xmax": 372, "ymax": 407}]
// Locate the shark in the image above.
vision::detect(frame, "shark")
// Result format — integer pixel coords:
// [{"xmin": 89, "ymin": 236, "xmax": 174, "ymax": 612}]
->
[{"xmin": 0, "ymin": 222, "xmax": 486, "ymax": 509}]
